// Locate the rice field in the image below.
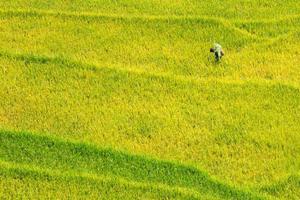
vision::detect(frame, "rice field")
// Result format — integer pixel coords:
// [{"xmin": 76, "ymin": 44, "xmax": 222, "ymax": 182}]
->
[{"xmin": 0, "ymin": 1, "xmax": 299, "ymax": 199}]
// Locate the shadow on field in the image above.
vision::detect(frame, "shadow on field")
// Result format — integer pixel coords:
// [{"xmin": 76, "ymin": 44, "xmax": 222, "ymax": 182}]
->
[{"xmin": 0, "ymin": 130, "xmax": 263, "ymax": 200}]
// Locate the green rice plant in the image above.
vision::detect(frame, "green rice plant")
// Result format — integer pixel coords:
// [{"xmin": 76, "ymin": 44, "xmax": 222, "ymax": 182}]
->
[
  {"xmin": 0, "ymin": 0, "xmax": 299, "ymax": 199},
  {"xmin": 0, "ymin": 130, "xmax": 264, "ymax": 199}
]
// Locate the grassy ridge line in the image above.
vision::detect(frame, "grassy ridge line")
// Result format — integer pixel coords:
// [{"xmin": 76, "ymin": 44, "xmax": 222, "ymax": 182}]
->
[
  {"xmin": 0, "ymin": 8, "xmax": 242, "ymax": 21},
  {"xmin": 0, "ymin": 130, "xmax": 264, "ymax": 200},
  {"xmin": 258, "ymin": 174, "xmax": 300, "ymax": 199},
  {"xmin": 0, "ymin": 9, "xmax": 264, "ymax": 40},
  {"xmin": 0, "ymin": 8, "xmax": 299, "ymax": 24},
  {"xmin": 239, "ymin": 31, "xmax": 299, "ymax": 50},
  {"xmin": 0, "ymin": 9, "xmax": 269, "ymax": 41},
  {"xmin": 0, "ymin": 49, "xmax": 299, "ymax": 91},
  {"xmin": 233, "ymin": 17, "xmax": 300, "ymax": 38},
  {"xmin": 1, "ymin": 8, "xmax": 299, "ymax": 39},
  {"xmin": 0, "ymin": 161, "xmax": 206, "ymax": 200},
  {"xmin": 233, "ymin": 15, "xmax": 300, "ymax": 24}
]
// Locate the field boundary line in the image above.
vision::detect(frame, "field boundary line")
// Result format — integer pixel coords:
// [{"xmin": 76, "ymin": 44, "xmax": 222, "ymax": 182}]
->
[
  {"xmin": 0, "ymin": 8, "xmax": 299, "ymax": 24},
  {"xmin": 0, "ymin": 9, "xmax": 276, "ymax": 40},
  {"xmin": 0, "ymin": 49, "xmax": 299, "ymax": 92},
  {"xmin": 0, "ymin": 160, "xmax": 205, "ymax": 199}
]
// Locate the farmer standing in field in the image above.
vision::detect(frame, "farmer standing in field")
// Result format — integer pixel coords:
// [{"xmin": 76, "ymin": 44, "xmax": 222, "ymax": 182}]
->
[{"xmin": 210, "ymin": 43, "xmax": 224, "ymax": 61}]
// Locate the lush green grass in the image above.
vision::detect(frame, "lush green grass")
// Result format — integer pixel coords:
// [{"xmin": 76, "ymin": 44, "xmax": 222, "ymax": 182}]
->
[
  {"xmin": 0, "ymin": 162, "xmax": 206, "ymax": 200},
  {"xmin": 0, "ymin": 0, "xmax": 299, "ymax": 199},
  {"xmin": 0, "ymin": 130, "xmax": 264, "ymax": 199},
  {"xmin": 259, "ymin": 175, "xmax": 300, "ymax": 200}
]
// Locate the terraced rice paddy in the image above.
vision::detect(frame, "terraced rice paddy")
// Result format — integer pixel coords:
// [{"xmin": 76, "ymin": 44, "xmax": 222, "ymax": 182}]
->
[{"xmin": 0, "ymin": 1, "xmax": 299, "ymax": 199}]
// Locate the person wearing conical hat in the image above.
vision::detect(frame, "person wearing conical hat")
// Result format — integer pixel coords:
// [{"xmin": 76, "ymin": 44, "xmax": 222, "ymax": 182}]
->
[{"xmin": 210, "ymin": 43, "xmax": 224, "ymax": 61}]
